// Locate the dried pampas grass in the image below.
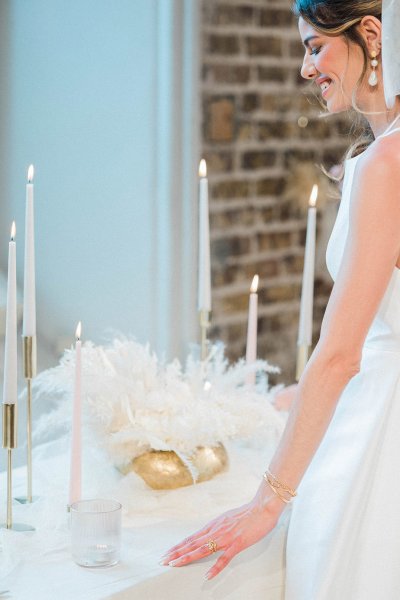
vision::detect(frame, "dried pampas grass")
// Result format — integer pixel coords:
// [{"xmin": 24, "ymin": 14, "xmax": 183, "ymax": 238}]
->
[{"xmin": 31, "ymin": 339, "xmax": 286, "ymax": 470}]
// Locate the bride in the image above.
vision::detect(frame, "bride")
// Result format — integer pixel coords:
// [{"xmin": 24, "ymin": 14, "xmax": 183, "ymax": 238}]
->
[{"xmin": 162, "ymin": 1, "xmax": 400, "ymax": 596}]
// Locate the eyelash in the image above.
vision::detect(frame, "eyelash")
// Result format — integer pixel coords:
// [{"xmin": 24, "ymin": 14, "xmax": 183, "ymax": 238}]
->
[{"xmin": 310, "ymin": 46, "xmax": 322, "ymax": 56}]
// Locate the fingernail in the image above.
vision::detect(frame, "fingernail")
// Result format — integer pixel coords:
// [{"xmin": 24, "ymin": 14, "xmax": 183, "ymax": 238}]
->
[
  {"xmin": 169, "ymin": 559, "xmax": 180, "ymax": 567},
  {"xmin": 204, "ymin": 571, "xmax": 211, "ymax": 580}
]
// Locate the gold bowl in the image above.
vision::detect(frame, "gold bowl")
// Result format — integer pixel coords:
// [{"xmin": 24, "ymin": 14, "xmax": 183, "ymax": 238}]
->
[{"xmin": 118, "ymin": 444, "xmax": 229, "ymax": 490}]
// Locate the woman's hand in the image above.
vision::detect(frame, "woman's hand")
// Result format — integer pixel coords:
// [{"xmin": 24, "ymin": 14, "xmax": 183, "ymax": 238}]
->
[{"xmin": 160, "ymin": 482, "xmax": 286, "ymax": 580}]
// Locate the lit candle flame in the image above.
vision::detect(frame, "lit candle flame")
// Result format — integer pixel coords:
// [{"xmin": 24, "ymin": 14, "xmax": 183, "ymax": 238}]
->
[
  {"xmin": 75, "ymin": 321, "xmax": 82, "ymax": 341},
  {"xmin": 10, "ymin": 221, "xmax": 16, "ymax": 241},
  {"xmin": 27, "ymin": 165, "xmax": 35, "ymax": 183},
  {"xmin": 309, "ymin": 184, "xmax": 318, "ymax": 208},
  {"xmin": 199, "ymin": 159, "xmax": 207, "ymax": 179},
  {"xmin": 250, "ymin": 274, "xmax": 259, "ymax": 294}
]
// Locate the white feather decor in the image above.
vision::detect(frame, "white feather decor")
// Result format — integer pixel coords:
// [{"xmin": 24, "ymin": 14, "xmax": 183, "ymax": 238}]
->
[{"xmin": 31, "ymin": 338, "xmax": 286, "ymax": 470}]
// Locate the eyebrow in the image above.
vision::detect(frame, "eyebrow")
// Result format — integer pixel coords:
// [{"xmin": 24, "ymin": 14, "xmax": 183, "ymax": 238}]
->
[{"xmin": 303, "ymin": 35, "xmax": 320, "ymax": 48}]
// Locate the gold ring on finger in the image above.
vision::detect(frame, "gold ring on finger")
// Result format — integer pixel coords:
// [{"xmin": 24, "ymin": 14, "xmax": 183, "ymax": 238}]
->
[{"xmin": 206, "ymin": 539, "xmax": 218, "ymax": 554}]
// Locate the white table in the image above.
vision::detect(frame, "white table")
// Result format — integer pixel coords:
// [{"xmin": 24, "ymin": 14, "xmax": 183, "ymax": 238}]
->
[{"xmin": 0, "ymin": 439, "xmax": 288, "ymax": 599}]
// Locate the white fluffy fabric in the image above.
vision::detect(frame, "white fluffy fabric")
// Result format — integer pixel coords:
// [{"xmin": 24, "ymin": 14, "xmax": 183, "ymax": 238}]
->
[{"xmin": 31, "ymin": 339, "xmax": 286, "ymax": 471}]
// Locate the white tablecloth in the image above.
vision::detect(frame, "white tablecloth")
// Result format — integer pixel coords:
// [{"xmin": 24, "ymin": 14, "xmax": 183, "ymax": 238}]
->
[{"xmin": 0, "ymin": 439, "xmax": 288, "ymax": 599}]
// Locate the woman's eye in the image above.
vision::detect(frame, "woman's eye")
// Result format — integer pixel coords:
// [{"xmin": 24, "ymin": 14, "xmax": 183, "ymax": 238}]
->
[{"xmin": 310, "ymin": 46, "xmax": 321, "ymax": 56}]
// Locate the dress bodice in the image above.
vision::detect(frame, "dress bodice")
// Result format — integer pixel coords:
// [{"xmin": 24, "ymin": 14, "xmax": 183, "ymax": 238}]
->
[{"xmin": 325, "ymin": 127, "xmax": 400, "ymax": 353}]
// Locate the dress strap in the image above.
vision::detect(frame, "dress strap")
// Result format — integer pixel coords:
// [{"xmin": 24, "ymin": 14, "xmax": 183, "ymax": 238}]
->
[
  {"xmin": 379, "ymin": 127, "xmax": 400, "ymax": 138},
  {"xmin": 378, "ymin": 113, "xmax": 400, "ymax": 138}
]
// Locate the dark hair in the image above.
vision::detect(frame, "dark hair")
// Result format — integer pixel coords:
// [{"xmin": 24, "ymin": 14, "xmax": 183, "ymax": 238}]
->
[
  {"xmin": 293, "ymin": 0, "xmax": 383, "ymax": 166},
  {"xmin": 293, "ymin": 1, "xmax": 381, "ymax": 35}
]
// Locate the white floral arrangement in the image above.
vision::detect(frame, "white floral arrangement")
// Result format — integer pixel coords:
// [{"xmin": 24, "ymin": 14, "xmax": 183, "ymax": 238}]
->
[{"xmin": 31, "ymin": 338, "xmax": 286, "ymax": 471}]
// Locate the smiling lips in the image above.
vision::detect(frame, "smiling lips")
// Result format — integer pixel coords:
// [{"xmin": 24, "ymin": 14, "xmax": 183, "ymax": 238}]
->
[{"xmin": 317, "ymin": 77, "xmax": 333, "ymax": 96}]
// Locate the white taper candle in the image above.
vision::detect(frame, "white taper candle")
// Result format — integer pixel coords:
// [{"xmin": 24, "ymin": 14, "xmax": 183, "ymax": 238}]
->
[
  {"xmin": 23, "ymin": 165, "xmax": 36, "ymax": 337},
  {"xmin": 198, "ymin": 159, "xmax": 211, "ymax": 312},
  {"xmin": 3, "ymin": 223, "xmax": 18, "ymax": 405},
  {"xmin": 298, "ymin": 185, "xmax": 318, "ymax": 347}
]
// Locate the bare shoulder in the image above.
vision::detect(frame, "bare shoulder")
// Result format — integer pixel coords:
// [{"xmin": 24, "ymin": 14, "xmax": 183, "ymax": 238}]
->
[
  {"xmin": 357, "ymin": 132, "xmax": 400, "ymax": 178},
  {"xmin": 353, "ymin": 132, "xmax": 400, "ymax": 212}
]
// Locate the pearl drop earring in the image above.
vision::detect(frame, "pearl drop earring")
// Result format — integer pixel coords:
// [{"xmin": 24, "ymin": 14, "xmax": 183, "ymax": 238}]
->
[{"xmin": 369, "ymin": 51, "xmax": 378, "ymax": 87}]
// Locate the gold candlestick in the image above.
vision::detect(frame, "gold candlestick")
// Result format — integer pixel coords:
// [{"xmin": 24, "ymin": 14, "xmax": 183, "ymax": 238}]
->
[
  {"xmin": 15, "ymin": 335, "xmax": 37, "ymax": 505},
  {"xmin": 296, "ymin": 342, "xmax": 310, "ymax": 382},
  {"xmin": 199, "ymin": 310, "xmax": 210, "ymax": 361},
  {"xmin": 6, "ymin": 448, "xmax": 12, "ymax": 528},
  {"xmin": 1, "ymin": 403, "xmax": 34, "ymax": 531},
  {"xmin": 3, "ymin": 403, "xmax": 16, "ymax": 529}
]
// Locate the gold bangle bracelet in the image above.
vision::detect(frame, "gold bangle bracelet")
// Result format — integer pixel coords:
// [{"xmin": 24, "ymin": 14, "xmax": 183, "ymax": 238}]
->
[
  {"xmin": 264, "ymin": 470, "xmax": 297, "ymax": 497},
  {"xmin": 265, "ymin": 480, "xmax": 292, "ymax": 504}
]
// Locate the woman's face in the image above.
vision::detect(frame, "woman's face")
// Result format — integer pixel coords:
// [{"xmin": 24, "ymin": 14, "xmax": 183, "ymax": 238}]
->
[{"xmin": 298, "ymin": 17, "xmax": 366, "ymax": 113}]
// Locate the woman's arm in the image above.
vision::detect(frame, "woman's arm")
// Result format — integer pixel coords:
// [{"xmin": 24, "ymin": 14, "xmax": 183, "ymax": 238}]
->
[
  {"xmin": 163, "ymin": 138, "xmax": 400, "ymax": 579},
  {"xmin": 268, "ymin": 139, "xmax": 400, "ymax": 490}
]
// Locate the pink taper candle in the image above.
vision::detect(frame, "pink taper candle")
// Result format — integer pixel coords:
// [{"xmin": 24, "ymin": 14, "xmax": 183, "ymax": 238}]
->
[
  {"xmin": 246, "ymin": 275, "xmax": 259, "ymax": 385},
  {"xmin": 69, "ymin": 322, "xmax": 82, "ymax": 506}
]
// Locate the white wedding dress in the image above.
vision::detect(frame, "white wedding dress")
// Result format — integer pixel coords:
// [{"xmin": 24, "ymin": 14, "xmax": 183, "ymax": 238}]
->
[{"xmin": 285, "ymin": 123, "xmax": 400, "ymax": 599}]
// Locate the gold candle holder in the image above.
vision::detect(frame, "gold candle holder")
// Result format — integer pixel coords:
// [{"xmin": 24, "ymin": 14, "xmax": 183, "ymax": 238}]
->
[
  {"xmin": 199, "ymin": 310, "xmax": 210, "ymax": 361},
  {"xmin": 23, "ymin": 335, "xmax": 37, "ymax": 379},
  {"xmin": 3, "ymin": 403, "xmax": 17, "ymax": 450},
  {"xmin": 1, "ymin": 404, "xmax": 34, "ymax": 531},
  {"xmin": 3, "ymin": 403, "xmax": 17, "ymax": 530},
  {"xmin": 15, "ymin": 335, "xmax": 37, "ymax": 505},
  {"xmin": 296, "ymin": 342, "xmax": 310, "ymax": 382}
]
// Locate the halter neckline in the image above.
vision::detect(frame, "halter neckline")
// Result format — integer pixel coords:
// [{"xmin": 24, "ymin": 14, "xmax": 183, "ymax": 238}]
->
[
  {"xmin": 376, "ymin": 113, "xmax": 400, "ymax": 139},
  {"xmin": 346, "ymin": 113, "xmax": 400, "ymax": 163}
]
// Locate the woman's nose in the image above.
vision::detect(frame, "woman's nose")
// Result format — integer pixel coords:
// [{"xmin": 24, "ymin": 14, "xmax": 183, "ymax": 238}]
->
[{"xmin": 300, "ymin": 55, "xmax": 317, "ymax": 80}]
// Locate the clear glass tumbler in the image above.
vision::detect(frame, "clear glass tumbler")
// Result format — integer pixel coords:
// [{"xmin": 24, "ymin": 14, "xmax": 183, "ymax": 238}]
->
[{"xmin": 70, "ymin": 498, "xmax": 122, "ymax": 568}]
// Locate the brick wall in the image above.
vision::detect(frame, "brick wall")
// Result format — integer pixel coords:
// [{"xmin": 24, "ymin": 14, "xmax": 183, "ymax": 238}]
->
[{"xmin": 201, "ymin": 0, "xmax": 352, "ymax": 383}]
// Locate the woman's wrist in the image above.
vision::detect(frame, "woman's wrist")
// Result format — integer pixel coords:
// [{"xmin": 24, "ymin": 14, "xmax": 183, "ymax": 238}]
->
[{"xmin": 254, "ymin": 479, "xmax": 288, "ymax": 520}]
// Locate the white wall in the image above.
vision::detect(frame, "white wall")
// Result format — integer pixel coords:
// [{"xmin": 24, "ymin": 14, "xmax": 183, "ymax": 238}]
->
[{"xmin": 0, "ymin": 0, "xmax": 198, "ymax": 360}]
